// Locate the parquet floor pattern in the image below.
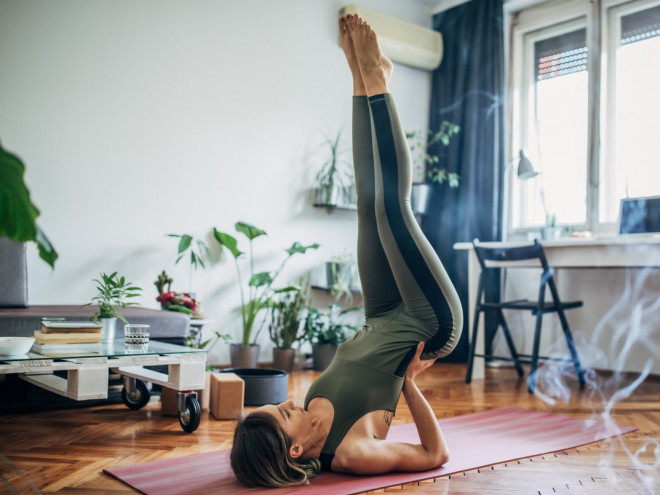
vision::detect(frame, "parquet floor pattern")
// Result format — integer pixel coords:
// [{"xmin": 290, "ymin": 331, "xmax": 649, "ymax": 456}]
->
[{"xmin": 0, "ymin": 363, "xmax": 658, "ymax": 494}]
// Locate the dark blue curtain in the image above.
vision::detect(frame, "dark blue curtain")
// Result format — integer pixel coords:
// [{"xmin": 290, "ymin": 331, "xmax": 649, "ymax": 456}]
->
[{"xmin": 422, "ymin": 0, "xmax": 505, "ymax": 362}]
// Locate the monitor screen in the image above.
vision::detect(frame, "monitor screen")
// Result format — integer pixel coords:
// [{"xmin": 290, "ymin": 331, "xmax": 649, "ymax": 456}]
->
[{"xmin": 619, "ymin": 196, "xmax": 660, "ymax": 234}]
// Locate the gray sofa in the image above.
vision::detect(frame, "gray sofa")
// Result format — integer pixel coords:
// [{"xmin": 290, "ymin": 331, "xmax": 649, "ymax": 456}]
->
[{"xmin": 0, "ymin": 238, "xmax": 190, "ymax": 343}]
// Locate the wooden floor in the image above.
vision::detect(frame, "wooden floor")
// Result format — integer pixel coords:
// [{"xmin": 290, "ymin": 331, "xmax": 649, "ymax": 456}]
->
[{"xmin": 1, "ymin": 363, "xmax": 658, "ymax": 494}]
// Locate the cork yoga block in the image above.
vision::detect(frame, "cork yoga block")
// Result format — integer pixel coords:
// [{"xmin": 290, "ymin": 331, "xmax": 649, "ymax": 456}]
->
[{"xmin": 210, "ymin": 372, "xmax": 244, "ymax": 420}]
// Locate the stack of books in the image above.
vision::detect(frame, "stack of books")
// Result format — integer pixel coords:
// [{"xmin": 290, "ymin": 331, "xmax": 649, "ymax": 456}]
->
[{"xmin": 32, "ymin": 321, "xmax": 103, "ymax": 354}]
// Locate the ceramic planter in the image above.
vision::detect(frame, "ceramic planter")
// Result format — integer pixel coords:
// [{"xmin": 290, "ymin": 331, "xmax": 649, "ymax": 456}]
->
[
  {"xmin": 272, "ymin": 348, "xmax": 295, "ymax": 372},
  {"xmin": 411, "ymin": 183, "xmax": 432, "ymax": 215},
  {"xmin": 312, "ymin": 343, "xmax": 337, "ymax": 371},
  {"xmin": 314, "ymin": 185, "xmax": 341, "ymax": 206},
  {"xmin": 229, "ymin": 343, "xmax": 260, "ymax": 368}
]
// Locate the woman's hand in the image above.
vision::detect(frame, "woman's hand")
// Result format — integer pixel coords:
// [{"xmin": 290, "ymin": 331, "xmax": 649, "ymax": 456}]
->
[{"xmin": 404, "ymin": 342, "xmax": 436, "ymax": 383}]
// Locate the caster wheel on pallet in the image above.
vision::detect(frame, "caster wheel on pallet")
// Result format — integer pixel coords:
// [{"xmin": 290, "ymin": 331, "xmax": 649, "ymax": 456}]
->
[
  {"xmin": 121, "ymin": 379, "xmax": 150, "ymax": 410},
  {"xmin": 179, "ymin": 395, "xmax": 201, "ymax": 433}
]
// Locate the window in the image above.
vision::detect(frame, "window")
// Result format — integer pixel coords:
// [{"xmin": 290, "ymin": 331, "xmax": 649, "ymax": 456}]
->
[{"xmin": 508, "ymin": 0, "xmax": 660, "ymax": 235}]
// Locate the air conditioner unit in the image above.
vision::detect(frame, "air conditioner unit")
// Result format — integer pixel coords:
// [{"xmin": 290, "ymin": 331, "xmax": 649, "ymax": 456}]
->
[{"xmin": 340, "ymin": 5, "xmax": 443, "ymax": 71}]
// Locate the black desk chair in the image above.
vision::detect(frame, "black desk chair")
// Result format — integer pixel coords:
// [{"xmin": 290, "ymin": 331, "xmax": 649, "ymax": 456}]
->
[{"xmin": 465, "ymin": 238, "xmax": 586, "ymax": 393}]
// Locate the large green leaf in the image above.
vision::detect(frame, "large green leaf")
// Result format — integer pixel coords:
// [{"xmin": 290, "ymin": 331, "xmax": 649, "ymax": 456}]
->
[
  {"xmin": 250, "ymin": 271, "xmax": 273, "ymax": 288},
  {"xmin": 0, "ymin": 143, "xmax": 39, "ymax": 241},
  {"xmin": 235, "ymin": 221, "xmax": 266, "ymax": 241},
  {"xmin": 0, "ymin": 142, "xmax": 57, "ymax": 268},
  {"xmin": 177, "ymin": 234, "xmax": 193, "ymax": 255},
  {"xmin": 213, "ymin": 229, "xmax": 243, "ymax": 258},
  {"xmin": 35, "ymin": 226, "xmax": 57, "ymax": 268}
]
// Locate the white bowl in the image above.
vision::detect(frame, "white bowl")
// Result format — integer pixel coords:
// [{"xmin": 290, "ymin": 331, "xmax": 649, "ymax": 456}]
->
[{"xmin": 0, "ymin": 337, "xmax": 35, "ymax": 356}]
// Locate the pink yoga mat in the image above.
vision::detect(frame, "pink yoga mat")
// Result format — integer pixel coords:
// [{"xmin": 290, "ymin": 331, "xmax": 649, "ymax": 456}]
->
[{"xmin": 104, "ymin": 407, "xmax": 635, "ymax": 494}]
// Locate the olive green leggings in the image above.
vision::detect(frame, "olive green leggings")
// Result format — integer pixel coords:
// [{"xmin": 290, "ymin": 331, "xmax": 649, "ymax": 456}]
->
[{"xmin": 353, "ymin": 94, "xmax": 462, "ymax": 359}]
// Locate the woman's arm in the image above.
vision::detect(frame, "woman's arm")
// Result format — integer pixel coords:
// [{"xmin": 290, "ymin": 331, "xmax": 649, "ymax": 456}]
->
[
  {"xmin": 400, "ymin": 342, "xmax": 449, "ymax": 466},
  {"xmin": 338, "ymin": 342, "xmax": 449, "ymax": 474}
]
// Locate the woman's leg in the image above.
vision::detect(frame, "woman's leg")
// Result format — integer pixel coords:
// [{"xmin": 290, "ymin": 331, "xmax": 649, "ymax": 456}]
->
[
  {"xmin": 349, "ymin": 18, "xmax": 463, "ymax": 358},
  {"xmin": 341, "ymin": 15, "xmax": 401, "ymax": 318}
]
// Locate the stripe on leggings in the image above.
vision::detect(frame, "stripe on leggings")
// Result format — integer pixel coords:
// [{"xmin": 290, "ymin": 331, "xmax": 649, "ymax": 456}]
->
[{"xmin": 369, "ymin": 95, "xmax": 454, "ymax": 353}]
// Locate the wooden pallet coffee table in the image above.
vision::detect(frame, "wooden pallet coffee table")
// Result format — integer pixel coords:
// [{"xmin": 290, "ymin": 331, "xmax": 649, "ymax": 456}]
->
[{"xmin": 0, "ymin": 340, "xmax": 206, "ymax": 432}]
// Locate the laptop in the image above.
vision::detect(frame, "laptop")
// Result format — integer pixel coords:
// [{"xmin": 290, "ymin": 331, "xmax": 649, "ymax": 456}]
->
[{"xmin": 618, "ymin": 196, "xmax": 660, "ymax": 235}]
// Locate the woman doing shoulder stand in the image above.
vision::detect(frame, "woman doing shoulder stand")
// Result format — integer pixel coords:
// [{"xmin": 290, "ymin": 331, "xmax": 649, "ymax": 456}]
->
[{"xmin": 230, "ymin": 14, "xmax": 463, "ymax": 488}]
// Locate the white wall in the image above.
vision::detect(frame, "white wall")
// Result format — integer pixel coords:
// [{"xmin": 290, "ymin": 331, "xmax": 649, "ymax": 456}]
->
[{"xmin": 0, "ymin": 0, "xmax": 436, "ymax": 364}]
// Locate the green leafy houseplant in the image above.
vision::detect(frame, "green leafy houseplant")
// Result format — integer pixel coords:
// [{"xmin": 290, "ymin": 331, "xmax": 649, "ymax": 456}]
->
[
  {"xmin": 313, "ymin": 130, "xmax": 354, "ymax": 208},
  {"xmin": 213, "ymin": 221, "xmax": 319, "ymax": 347},
  {"xmin": 86, "ymin": 272, "xmax": 142, "ymax": 323},
  {"xmin": 0, "ymin": 141, "xmax": 57, "ymax": 267},
  {"xmin": 267, "ymin": 284, "xmax": 309, "ymax": 350},
  {"xmin": 327, "ymin": 251, "xmax": 359, "ymax": 304},
  {"xmin": 186, "ymin": 329, "xmax": 231, "ymax": 352},
  {"xmin": 407, "ymin": 121, "xmax": 461, "ymax": 187},
  {"xmin": 304, "ymin": 304, "xmax": 359, "ymax": 346},
  {"xmin": 167, "ymin": 233, "xmax": 211, "ymax": 291}
]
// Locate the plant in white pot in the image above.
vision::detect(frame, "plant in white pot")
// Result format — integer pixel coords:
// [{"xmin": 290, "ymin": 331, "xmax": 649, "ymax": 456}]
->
[
  {"xmin": 213, "ymin": 221, "xmax": 319, "ymax": 368},
  {"xmin": 267, "ymin": 283, "xmax": 309, "ymax": 372},
  {"xmin": 86, "ymin": 272, "xmax": 142, "ymax": 341},
  {"xmin": 326, "ymin": 251, "xmax": 359, "ymax": 304},
  {"xmin": 313, "ymin": 129, "xmax": 354, "ymax": 209},
  {"xmin": 304, "ymin": 304, "xmax": 359, "ymax": 371},
  {"xmin": 406, "ymin": 121, "xmax": 461, "ymax": 215}
]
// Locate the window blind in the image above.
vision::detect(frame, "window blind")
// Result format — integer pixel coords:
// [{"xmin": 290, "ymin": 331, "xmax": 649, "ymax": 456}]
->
[
  {"xmin": 621, "ymin": 4, "xmax": 660, "ymax": 45},
  {"xmin": 535, "ymin": 28, "xmax": 587, "ymax": 81}
]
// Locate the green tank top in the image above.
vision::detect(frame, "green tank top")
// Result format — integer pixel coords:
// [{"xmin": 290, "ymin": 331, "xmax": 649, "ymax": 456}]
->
[{"xmin": 304, "ymin": 304, "xmax": 434, "ymax": 470}]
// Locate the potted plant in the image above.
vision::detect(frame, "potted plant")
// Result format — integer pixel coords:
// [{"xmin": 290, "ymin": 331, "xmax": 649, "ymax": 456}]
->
[
  {"xmin": 312, "ymin": 129, "xmax": 354, "ymax": 209},
  {"xmin": 267, "ymin": 283, "xmax": 309, "ymax": 372},
  {"xmin": 162, "ymin": 233, "xmax": 211, "ymax": 317},
  {"xmin": 167, "ymin": 233, "xmax": 211, "ymax": 290},
  {"xmin": 304, "ymin": 304, "xmax": 359, "ymax": 371},
  {"xmin": 407, "ymin": 121, "xmax": 461, "ymax": 215},
  {"xmin": 325, "ymin": 251, "xmax": 359, "ymax": 304},
  {"xmin": 154, "ymin": 270, "xmax": 204, "ymax": 319},
  {"xmin": 85, "ymin": 271, "xmax": 142, "ymax": 341},
  {"xmin": 213, "ymin": 221, "xmax": 319, "ymax": 368}
]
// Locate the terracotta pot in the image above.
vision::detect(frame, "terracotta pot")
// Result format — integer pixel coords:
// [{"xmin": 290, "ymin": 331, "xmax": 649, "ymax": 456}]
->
[
  {"xmin": 272, "ymin": 348, "xmax": 295, "ymax": 372},
  {"xmin": 229, "ymin": 343, "xmax": 260, "ymax": 368}
]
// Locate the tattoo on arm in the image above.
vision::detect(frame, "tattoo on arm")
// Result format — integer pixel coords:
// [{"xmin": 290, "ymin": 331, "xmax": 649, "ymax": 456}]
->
[{"xmin": 383, "ymin": 411, "xmax": 392, "ymax": 426}]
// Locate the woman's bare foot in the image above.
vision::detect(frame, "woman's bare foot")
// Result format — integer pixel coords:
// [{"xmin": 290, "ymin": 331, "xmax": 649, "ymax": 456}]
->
[
  {"xmin": 339, "ymin": 15, "xmax": 366, "ymax": 96},
  {"xmin": 348, "ymin": 16, "xmax": 393, "ymax": 96}
]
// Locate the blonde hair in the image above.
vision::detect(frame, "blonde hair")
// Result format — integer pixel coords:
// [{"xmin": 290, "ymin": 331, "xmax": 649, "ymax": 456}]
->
[{"xmin": 230, "ymin": 411, "xmax": 321, "ymax": 488}]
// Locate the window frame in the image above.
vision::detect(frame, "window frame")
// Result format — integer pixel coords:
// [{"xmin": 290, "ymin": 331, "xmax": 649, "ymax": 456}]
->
[{"xmin": 504, "ymin": 0, "xmax": 660, "ymax": 239}]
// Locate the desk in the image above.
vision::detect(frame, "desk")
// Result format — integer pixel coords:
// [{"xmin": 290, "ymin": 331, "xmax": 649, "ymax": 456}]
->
[{"xmin": 454, "ymin": 236, "xmax": 660, "ymax": 379}]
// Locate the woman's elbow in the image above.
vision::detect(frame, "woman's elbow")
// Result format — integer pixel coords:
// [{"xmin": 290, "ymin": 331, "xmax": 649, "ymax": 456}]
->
[{"xmin": 431, "ymin": 449, "xmax": 449, "ymax": 468}]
